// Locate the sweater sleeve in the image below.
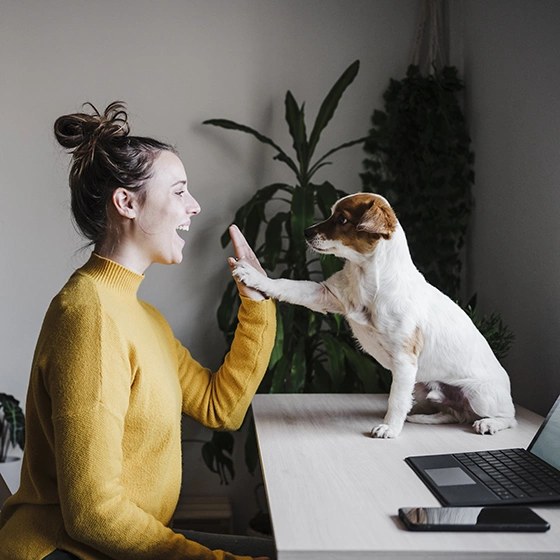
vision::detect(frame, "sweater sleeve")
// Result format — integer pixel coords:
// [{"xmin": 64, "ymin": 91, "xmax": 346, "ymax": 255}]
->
[
  {"xmin": 43, "ymin": 297, "xmax": 257, "ymax": 560},
  {"xmin": 177, "ymin": 296, "xmax": 276, "ymax": 430}
]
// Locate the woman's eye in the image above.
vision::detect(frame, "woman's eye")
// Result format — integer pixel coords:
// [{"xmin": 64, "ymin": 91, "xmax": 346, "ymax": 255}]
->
[{"xmin": 176, "ymin": 190, "xmax": 185, "ymax": 197}]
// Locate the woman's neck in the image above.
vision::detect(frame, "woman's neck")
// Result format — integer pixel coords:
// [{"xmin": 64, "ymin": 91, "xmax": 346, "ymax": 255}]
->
[{"xmin": 95, "ymin": 240, "xmax": 151, "ymax": 276}]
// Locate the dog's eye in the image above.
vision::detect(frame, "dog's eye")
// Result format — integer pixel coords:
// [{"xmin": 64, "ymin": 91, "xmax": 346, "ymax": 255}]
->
[{"xmin": 337, "ymin": 215, "xmax": 348, "ymax": 225}]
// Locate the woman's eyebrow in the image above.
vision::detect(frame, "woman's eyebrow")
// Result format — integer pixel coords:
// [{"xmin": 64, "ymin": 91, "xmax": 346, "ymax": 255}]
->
[{"xmin": 170, "ymin": 180, "xmax": 187, "ymax": 188}]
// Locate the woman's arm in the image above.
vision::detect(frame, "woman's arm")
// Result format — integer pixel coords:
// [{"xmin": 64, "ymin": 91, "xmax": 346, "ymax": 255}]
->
[{"xmin": 176, "ymin": 225, "xmax": 276, "ymax": 429}]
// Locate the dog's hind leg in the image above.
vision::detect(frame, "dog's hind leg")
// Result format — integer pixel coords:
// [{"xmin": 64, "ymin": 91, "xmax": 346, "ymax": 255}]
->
[
  {"xmin": 454, "ymin": 380, "xmax": 517, "ymax": 435},
  {"xmin": 472, "ymin": 416, "xmax": 518, "ymax": 435},
  {"xmin": 407, "ymin": 383, "xmax": 460, "ymax": 424},
  {"xmin": 406, "ymin": 412, "xmax": 458, "ymax": 424},
  {"xmin": 407, "ymin": 381, "xmax": 476, "ymax": 425}
]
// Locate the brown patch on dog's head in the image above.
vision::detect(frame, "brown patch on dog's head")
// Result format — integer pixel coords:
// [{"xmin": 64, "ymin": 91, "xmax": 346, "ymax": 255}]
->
[{"xmin": 305, "ymin": 193, "xmax": 398, "ymax": 256}]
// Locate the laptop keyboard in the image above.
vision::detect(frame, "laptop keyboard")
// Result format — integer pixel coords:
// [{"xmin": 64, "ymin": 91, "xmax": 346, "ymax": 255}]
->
[{"xmin": 454, "ymin": 449, "xmax": 560, "ymax": 500}]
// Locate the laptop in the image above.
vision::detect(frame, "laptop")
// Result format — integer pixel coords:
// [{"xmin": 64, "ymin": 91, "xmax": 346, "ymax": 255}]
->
[{"xmin": 405, "ymin": 395, "xmax": 560, "ymax": 506}]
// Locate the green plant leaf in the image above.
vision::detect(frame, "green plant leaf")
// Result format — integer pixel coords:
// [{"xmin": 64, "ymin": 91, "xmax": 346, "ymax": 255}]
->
[
  {"xmin": 308, "ymin": 60, "xmax": 360, "ymax": 162},
  {"xmin": 263, "ymin": 212, "xmax": 289, "ymax": 270},
  {"xmin": 217, "ymin": 279, "xmax": 238, "ymax": 335},
  {"xmin": 311, "ymin": 360, "xmax": 332, "ymax": 392},
  {"xmin": 285, "ymin": 92, "xmax": 308, "ymax": 172},
  {"xmin": 243, "ymin": 204, "xmax": 264, "ymax": 249},
  {"xmin": 319, "ymin": 333, "xmax": 345, "ymax": 390},
  {"xmin": 289, "ymin": 337, "xmax": 306, "ymax": 392},
  {"xmin": 203, "ymin": 118, "xmax": 299, "ymax": 176},
  {"xmin": 464, "ymin": 298, "xmax": 515, "ymax": 361},
  {"xmin": 220, "ymin": 183, "xmax": 292, "ymax": 248},
  {"xmin": 201, "ymin": 431, "xmax": 235, "ymax": 485},
  {"xmin": 319, "ymin": 253, "xmax": 343, "ymax": 279},
  {"xmin": 270, "ymin": 354, "xmax": 291, "ymax": 393},
  {"xmin": 314, "ymin": 181, "xmax": 340, "ymax": 219},
  {"xmin": 342, "ymin": 344, "xmax": 381, "ymax": 393},
  {"xmin": 308, "ymin": 136, "xmax": 368, "ymax": 179},
  {"xmin": 220, "ymin": 198, "xmax": 258, "ymax": 248},
  {"xmin": 290, "ymin": 187, "xmax": 315, "ymax": 257}
]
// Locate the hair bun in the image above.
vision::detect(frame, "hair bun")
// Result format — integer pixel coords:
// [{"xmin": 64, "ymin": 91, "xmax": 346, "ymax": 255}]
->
[{"xmin": 54, "ymin": 101, "xmax": 130, "ymax": 151}]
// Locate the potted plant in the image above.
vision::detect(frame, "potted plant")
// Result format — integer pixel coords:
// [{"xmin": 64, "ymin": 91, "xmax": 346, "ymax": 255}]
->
[
  {"xmin": 0, "ymin": 392, "xmax": 25, "ymax": 495},
  {"xmin": 197, "ymin": 61, "xmax": 392, "ymax": 489},
  {"xmin": 0, "ymin": 393, "xmax": 25, "ymax": 463},
  {"xmin": 204, "ymin": 60, "xmax": 390, "ymax": 399}
]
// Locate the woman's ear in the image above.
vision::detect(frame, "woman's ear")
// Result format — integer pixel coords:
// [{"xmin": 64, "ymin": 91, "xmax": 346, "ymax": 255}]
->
[{"xmin": 111, "ymin": 188, "xmax": 138, "ymax": 220}]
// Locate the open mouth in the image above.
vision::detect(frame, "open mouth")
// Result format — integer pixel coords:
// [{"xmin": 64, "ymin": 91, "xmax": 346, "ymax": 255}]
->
[{"xmin": 176, "ymin": 224, "xmax": 190, "ymax": 242}]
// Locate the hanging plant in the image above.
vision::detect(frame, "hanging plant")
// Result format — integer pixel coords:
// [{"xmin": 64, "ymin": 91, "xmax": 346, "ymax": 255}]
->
[
  {"xmin": 361, "ymin": 64, "xmax": 514, "ymax": 358},
  {"xmin": 361, "ymin": 64, "xmax": 473, "ymax": 301}
]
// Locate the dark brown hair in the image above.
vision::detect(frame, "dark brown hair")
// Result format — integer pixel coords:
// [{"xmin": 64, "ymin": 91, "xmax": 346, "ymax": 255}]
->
[{"xmin": 54, "ymin": 101, "xmax": 176, "ymax": 245}]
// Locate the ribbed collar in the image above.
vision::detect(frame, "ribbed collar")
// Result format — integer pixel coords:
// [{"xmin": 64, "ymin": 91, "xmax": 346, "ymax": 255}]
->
[{"xmin": 79, "ymin": 253, "xmax": 145, "ymax": 296}]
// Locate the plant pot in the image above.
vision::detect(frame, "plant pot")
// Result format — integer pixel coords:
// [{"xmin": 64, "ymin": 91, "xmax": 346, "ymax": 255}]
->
[{"xmin": 0, "ymin": 456, "xmax": 21, "ymax": 495}]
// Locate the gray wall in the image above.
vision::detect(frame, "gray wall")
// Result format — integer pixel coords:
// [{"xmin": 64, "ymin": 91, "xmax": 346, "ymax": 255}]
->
[
  {"xmin": 0, "ymin": 0, "xmax": 417, "ymax": 532},
  {"xmin": 458, "ymin": 0, "xmax": 560, "ymax": 416}
]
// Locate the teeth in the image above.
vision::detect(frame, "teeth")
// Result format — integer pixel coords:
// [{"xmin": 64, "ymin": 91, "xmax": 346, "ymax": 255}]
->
[{"xmin": 177, "ymin": 225, "xmax": 190, "ymax": 231}]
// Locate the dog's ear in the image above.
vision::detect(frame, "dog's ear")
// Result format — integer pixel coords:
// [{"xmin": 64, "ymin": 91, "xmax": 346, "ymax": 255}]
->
[{"xmin": 356, "ymin": 202, "xmax": 395, "ymax": 238}]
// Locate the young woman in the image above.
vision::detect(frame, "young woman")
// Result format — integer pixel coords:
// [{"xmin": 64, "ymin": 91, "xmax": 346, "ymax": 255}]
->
[{"xmin": 0, "ymin": 102, "xmax": 276, "ymax": 560}]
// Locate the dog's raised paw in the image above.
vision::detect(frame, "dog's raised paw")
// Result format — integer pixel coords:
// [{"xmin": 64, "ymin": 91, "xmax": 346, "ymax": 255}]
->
[
  {"xmin": 370, "ymin": 424, "xmax": 398, "ymax": 439},
  {"xmin": 232, "ymin": 260, "xmax": 264, "ymax": 289}
]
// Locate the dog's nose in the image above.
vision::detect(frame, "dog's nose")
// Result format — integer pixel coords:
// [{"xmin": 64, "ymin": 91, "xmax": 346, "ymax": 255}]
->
[{"xmin": 304, "ymin": 226, "xmax": 315, "ymax": 240}]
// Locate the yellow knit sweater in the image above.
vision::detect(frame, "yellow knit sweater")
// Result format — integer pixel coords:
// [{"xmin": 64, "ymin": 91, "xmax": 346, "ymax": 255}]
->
[{"xmin": 0, "ymin": 254, "xmax": 276, "ymax": 560}]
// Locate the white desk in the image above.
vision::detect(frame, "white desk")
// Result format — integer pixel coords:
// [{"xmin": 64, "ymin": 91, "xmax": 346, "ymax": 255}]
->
[{"xmin": 252, "ymin": 393, "xmax": 560, "ymax": 559}]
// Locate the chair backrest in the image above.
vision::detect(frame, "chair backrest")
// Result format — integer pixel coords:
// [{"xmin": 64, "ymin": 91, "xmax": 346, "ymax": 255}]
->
[{"xmin": 0, "ymin": 471, "xmax": 12, "ymax": 510}]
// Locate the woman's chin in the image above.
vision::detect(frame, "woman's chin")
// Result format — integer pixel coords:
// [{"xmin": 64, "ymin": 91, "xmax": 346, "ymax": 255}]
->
[
  {"xmin": 155, "ymin": 250, "xmax": 184, "ymax": 266},
  {"xmin": 173, "ymin": 248, "xmax": 185, "ymax": 264}
]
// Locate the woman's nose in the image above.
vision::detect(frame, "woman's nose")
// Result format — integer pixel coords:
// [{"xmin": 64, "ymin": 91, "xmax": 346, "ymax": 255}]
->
[{"xmin": 185, "ymin": 193, "xmax": 201, "ymax": 215}]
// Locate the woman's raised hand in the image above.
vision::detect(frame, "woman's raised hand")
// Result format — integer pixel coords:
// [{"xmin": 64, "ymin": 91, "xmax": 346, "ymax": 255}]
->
[{"xmin": 228, "ymin": 225, "xmax": 268, "ymax": 301}]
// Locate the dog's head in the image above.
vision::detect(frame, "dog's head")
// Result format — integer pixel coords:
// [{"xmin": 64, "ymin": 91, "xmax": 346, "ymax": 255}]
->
[{"xmin": 304, "ymin": 193, "xmax": 398, "ymax": 260}]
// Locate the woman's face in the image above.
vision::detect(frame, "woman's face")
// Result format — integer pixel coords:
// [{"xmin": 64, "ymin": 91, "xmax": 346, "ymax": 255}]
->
[{"xmin": 135, "ymin": 150, "xmax": 200, "ymax": 267}]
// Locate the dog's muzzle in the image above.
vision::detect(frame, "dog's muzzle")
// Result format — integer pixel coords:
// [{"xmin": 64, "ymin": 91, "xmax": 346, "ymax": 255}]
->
[{"xmin": 304, "ymin": 226, "xmax": 316, "ymax": 240}]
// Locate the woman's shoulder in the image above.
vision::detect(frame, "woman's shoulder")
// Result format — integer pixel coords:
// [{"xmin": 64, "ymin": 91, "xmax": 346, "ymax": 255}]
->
[
  {"xmin": 138, "ymin": 299, "xmax": 172, "ymax": 329},
  {"xmin": 52, "ymin": 269, "xmax": 102, "ymax": 310},
  {"xmin": 42, "ymin": 272, "xmax": 102, "ymax": 332}
]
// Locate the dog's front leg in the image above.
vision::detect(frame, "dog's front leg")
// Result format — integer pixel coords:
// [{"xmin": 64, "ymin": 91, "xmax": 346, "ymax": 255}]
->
[
  {"xmin": 371, "ymin": 358, "xmax": 417, "ymax": 439},
  {"xmin": 232, "ymin": 259, "xmax": 344, "ymax": 314}
]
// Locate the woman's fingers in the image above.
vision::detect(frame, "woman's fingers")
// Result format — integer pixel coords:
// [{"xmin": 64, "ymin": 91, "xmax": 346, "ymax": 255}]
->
[
  {"xmin": 227, "ymin": 226, "xmax": 267, "ymax": 300},
  {"xmin": 229, "ymin": 224, "xmax": 253, "ymax": 259},
  {"xmin": 229, "ymin": 225, "xmax": 267, "ymax": 276}
]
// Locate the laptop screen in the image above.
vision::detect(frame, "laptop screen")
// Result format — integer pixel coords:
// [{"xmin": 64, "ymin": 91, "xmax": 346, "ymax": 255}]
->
[{"xmin": 528, "ymin": 396, "xmax": 560, "ymax": 472}]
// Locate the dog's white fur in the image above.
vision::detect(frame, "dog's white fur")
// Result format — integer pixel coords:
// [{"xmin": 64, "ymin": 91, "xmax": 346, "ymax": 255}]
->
[{"xmin": 233, "ymin": 193, "xmax": 516, "ymax": 438}]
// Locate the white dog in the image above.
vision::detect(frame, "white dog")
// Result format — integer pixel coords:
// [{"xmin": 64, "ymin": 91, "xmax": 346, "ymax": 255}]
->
[{"xmin": 233, "ymin": 193, "xmax": 517, "ymax": 438}]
